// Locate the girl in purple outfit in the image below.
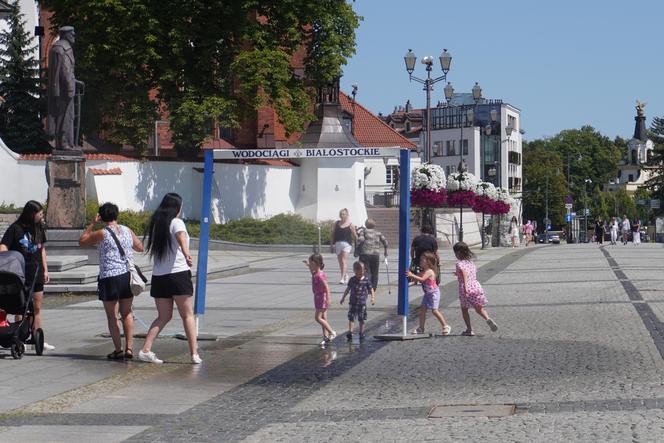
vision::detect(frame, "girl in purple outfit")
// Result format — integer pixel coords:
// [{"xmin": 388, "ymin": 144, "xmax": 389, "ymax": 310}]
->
[
  {"xmin": 304, "ymin": 253, "xmax": 336, "ymax": 347},
  {"xmin": 406, "ymin": 251, "xmax": 451, "ymax": 335},
  {"xmin": 453, "ymin": 242, "xmax": 498, "ymax": 336}
]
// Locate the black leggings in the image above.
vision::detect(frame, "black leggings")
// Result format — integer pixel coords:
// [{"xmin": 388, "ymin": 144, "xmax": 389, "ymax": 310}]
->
[{"xmin": 359, "ymin": 254, "xmax": 380, "ymax": 290}]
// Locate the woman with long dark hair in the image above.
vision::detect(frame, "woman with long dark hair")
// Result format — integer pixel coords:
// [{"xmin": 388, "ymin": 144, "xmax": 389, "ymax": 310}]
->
[
  {"xmin": 79, "ymin": 202, "xmax": 144, "ymax": 359},
  {"xmin": 0, "ymin": 200, "xmax": 54, "ymax": 350},
  {"xmin": 139, "ymin": 193, "xmax": 201, "ymax": 364}
]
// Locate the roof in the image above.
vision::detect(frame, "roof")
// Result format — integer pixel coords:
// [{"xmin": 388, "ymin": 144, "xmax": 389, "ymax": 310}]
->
[
  {"xmin": 339, "ymin": 92, "xmax": 416, "ymax": 149},
  {"xmin": 20, "ymin": 153, "xmax": 136, "ymax": 161},
  {"xmin": 89, "ymin": 167, "xmax": 122, "ymax": 175},
  {"xmin": 0, "ymin": 1, "xmax": 12, "ymax": 13}
]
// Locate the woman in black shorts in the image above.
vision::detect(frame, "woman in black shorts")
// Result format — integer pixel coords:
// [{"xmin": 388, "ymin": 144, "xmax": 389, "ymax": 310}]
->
[
  {"xmin": 139, "ymin": 193, "xmax": 201, "ymax": 364},
  {"xmin": 79, "ymin": 203, "xmax": 144, "ymax": 359},
  {"xmin": 0, "ymin": 200, "xmax": 53, "ymax": 350}
]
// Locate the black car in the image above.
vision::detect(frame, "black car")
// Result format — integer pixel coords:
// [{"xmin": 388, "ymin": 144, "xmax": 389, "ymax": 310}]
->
[{"xmin": 537, "ymin": 233, "xmax": 560, "ymax": 244}]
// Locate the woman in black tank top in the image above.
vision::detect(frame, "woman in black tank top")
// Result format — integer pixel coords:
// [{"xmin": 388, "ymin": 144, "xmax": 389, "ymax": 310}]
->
[{"xmin": 329, "ymin": 208, "xmax": 357, "ymax": 284}]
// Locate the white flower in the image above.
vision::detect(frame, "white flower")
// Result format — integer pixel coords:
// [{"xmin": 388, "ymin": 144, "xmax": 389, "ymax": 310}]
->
[
  {"xmin": 411, "ymin": 164, "xmax": 446, "ymax": 191},
  {"xmin": 446, "ymin": 171, "xmax": 480, "ymax": 192},
  {"xmin": 475, "ymin": 182, "xmax": 497, "ymax": 198}
]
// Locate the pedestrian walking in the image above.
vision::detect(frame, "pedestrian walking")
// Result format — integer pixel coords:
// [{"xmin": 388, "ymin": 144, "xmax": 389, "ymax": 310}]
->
[
  {"xmin": 594, "ymin": 218, "xmax": 605, "ymax": 245},
  {"xmin": 621, "ymin": 215, "xmax": 631, "ymax": 245},
  {"xmin": 0, "ymin": 200, "xmax": 54, "ymax": 351},
  {"xmin": 303, "ymin": 253, "xmax": 336, "ymax": 347},
  {"xmin": 139, "ymin": 193, "xmax": 201, "ymax": 365},
  {"xmin": 410, "ymin": 225, "xmax": 439, "ymax": 281},
  {"xmin": 340, "ymin": 261, "xmax": 375, "ymax": 341},
  {"xmin": 609, "ymin": 217, "xmax": 619, "ymax": 245},
  {"xmin": 509, "ymin": 216, "xmax": 520, "ymax": 248},
  {"xmin": 330, "ymin": 208, "xmax": 357, "ymax": 284},
  {"xmin": 406, "ymin": 251, "xmax": 451, "ymax": 335},
  {"xmin": 356, "ymin": 218, "xmax": 388, "ymax": 291},
  {"xmin": 633, "ymin": 218, "xmax": 641, "ymax": 245},
  {"xmin": 79, "ymin": 203, "xmax": 144, "ymax": 360},
  {"xmin": 452, "ymin": 242, "xmax": 498, "ymax": 336},
  {"xmin": 523, "ymin": 220, "xmax": 534, "ymax": 246}
]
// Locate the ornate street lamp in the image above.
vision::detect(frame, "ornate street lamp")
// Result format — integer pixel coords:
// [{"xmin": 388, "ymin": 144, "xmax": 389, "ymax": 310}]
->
[{"xmin": 403, "ymin": 48, "xmax": 452, "ymax": 163}]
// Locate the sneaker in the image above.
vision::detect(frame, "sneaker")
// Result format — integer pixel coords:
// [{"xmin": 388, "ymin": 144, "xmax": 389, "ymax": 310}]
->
[
  {"xmin": 328, "ymin": 330, "xmax": 337, "ymax": 341},
  {"xmin": 319, "ymin": 339, "xmax": 327, "ymax": 347},
  {"xmin": 138, "ymin": 350, "xmax": 163, "ymax": 364},
  {"xmin": 191, "ymin": 354, "xmax": 202, "ymax": 364},
  {"xmin": 486, "ymin": 318, "xmax": 498, "ymax": 332},
  {"xmin": 346, "ymin": 331, "xmax": 353, "ymax": 341},
  {"xmin": 461, "ymin": 330, "xmax": 475, "ymax": 336},
  {"xmin": 43, "ymin": 342, "xmax": 55, "ymax": 351},
  {"xmin": 359, "ymin": 333, "xmax": 366, "ymax": 341}
]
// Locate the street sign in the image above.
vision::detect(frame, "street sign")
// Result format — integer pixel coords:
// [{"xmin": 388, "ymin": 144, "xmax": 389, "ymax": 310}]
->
[
  {"xmin": 544, "ymin": 218, "xmax": 551, "ymax": 225},
  {"xmin": 571, "ymin": 212, "xmax": 577, "ymax": 216},
  {"xmin": 565, "ymin": 214, "xmax": 572, "ymax": 222},
  {"xmin": 547, "ymin": 224, "xmax": 551, "ymax": 230},
  {"xmin": 651, "ymin": 199, "xmax": 661, "ymax": 209},
  {"xmin": 565, "ymin": 203, "xmax": 573, "ymax": 209},
  {"xmin": 637, "ymin": 199, "xmax": 647, "ymax": 205},
  {"xmin": 584, "ymin": 208, "xmax": 590, "ymax": 216},
  {"xmin": 565, "ymin": 195, "xmax": 573, "ymax": 204}
]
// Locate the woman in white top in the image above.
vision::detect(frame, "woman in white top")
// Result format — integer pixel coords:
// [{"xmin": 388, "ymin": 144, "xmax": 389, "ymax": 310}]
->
[
  {"xmin": 509, "ymin": 216, "xmax": 519, "ymax": 248},
  {"xmin": 609, "ymin": 217, "xmax": 619, "ymax": 245},
  {"xmin": 139, "ymin": 193, "xmax": 201, "ymax": 365}
]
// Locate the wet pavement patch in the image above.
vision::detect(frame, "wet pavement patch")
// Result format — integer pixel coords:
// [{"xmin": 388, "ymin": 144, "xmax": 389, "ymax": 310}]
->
[{"xmin": 428, "ymin": 404, "xmax": 516, "ymax": 418}]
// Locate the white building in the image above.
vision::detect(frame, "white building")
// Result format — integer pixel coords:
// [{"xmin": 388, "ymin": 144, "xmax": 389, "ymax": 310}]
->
[
  {"xmin": 424, "ymin": 94, "xmax": 523, "ymax": 193},
  {"xmin": 606, "ymin": 104, "xmax": 655, "ymax": 195},
  {"xmin": 0, "ymin": 1, "xmax": 40, "ymax": 60}
]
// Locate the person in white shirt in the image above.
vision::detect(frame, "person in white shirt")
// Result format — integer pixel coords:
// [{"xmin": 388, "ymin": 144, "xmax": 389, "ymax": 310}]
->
[
  {"xmin": 139, "ymin": 193, "xmax": 201, "ymax": 365},
  {"xmin": 621, "ymin": 215, "xmax": 631, "ymax": 245},
  {"xmin": 609, "ymin": 217, "xmax": 619, "ymax": 245}
]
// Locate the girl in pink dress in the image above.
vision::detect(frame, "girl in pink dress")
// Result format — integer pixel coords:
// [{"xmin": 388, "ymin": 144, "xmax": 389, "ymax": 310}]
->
[
  {"xmin": 303, "ymin": 253, "xmax": 336, "ymax": 347},
  {"xmin": 453, "ymin": 242, "xmax": 498, "ymax": 336}
]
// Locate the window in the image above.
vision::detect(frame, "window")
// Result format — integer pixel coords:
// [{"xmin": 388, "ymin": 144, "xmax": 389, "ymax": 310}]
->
[
  {"xmin": 462, "ymin": 139, "xmax": 468, "ymax": 155},
  {"xmin": 386, "ymin": 165, "xmax": 399, "ymax": 185},
  {"xmin": 508, "ymin": 114, "xmax": 517, "ymax": 131},
  {"xmin": 447, "ymin": 140, "xmax": 456, "ymax": 156},
  {"xmin": 628, "ymin": 174, "xmax": 634, "ymax": 182},
  {"xmin": 433, "ymin": 141, "xmax": 443, "ymax": 156}
]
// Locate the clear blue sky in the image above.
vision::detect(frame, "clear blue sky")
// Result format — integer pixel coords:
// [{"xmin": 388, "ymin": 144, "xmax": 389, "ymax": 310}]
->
[{"xmin": 340, "ymin": 0, "xmax": 663, "ymax": 141}]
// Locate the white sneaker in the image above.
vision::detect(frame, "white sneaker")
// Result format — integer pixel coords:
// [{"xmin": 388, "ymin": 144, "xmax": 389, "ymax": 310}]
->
[
  {"xmin": 328, "ymin": 330, "xmax": 337, "ymax": 341},
  {"xmin": 43, "ymin": 343, "xmax": 55, "ymax": 351},
  {"xmin": 487, "ymin": 318, "xmax": 498, "ymax": 332},
  {"xmin": 138, "ymin": 350, "xmax": 163, "ymax": 364},
  {"xmin": 191, "ymin": 353, "xmax": 202, "ymax": 364},
  {"xmin": 319, "ymin": 338, "xmax": 327, "ymax": 347}
]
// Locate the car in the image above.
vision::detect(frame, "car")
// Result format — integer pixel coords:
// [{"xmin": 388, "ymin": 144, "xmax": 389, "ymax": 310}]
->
[{"xmin": 537, "ymin": 232, "xmax": 560, "ymax": 244}]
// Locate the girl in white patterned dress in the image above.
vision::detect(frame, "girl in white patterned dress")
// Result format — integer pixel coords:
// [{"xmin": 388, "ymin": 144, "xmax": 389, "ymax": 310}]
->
[{"xmin": 453, "ymin": 242, "xmax": 498, "ymax": 336}]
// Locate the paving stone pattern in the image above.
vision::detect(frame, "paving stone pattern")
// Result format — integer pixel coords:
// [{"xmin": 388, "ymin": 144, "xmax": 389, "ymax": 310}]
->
[{"xmin": 5, "ymin": 244, "xmax": 664, "ymax": 441}]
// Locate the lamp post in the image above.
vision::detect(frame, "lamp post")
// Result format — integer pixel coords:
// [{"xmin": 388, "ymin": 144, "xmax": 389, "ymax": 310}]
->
[
  {"xmin": 403, "ymin": 49, "xmax": 452, "ymax": 163},
  {"xmin": 584, "ymin": 178, "xmax": 592, "ymax": 242},
  {"xmin": 445, "ymin": 81, "xmax": 482, "ymax": 242}
]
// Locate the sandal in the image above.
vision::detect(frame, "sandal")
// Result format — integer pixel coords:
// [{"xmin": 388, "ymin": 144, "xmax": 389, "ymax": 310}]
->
[
  {"xmin": 442, "ymin": 325, "xmax": 452, "ymax": 336},
  {"xmin": 411, "ymin": 327, "xmax": 424, "ymax": 335},
  {"xmin": 461, "ymin": 330, "xmax": 475, "ymax": 336},
  {"xmin": 107, "ymin": 350, "xmax": 124, "ymax": 360},
  {"xmin": 124, "ymin": 348, "xmax": 133, "ymax": 359}
]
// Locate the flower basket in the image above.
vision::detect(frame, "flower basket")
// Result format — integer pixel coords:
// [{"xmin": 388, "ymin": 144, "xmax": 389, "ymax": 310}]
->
[
  {"xmin": 410, "ymin": 164, "xmax": 446, "ymax": 208},
  {"xmin": 410, "ymin": 188, "xmax": 447, "ymax": 207},
  {"xmin": 447, "ymin": 190, "xmax": 477, "ymax": 207},
  {"xmin": 470, "ymin": 194, "xmax": 494, "ymax": 213}
]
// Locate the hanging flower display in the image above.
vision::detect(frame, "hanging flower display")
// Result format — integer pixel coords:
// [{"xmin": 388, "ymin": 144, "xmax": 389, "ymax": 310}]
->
[
  {"xmin": 410, "ymin": 164, "xmax": 447, "ymax": 207},
  {"xmin": 471, "ymin": 182, "xmax": 498, "ymax": 214},
  {"xmin": 492, "ymin": 188, "xmax": 515, "ymax": 215},
  {"xmin": 446, "ymin": 171, "xmax": 480, "ymax": 207}
]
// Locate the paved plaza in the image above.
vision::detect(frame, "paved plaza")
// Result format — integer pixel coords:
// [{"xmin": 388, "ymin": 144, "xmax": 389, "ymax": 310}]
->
[{"xmin": 1, "ymin": 243, "xmax": 664, "ymax": 441}]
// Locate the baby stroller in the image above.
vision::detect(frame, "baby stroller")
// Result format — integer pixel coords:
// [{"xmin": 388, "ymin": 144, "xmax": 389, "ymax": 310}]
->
[{"xmin": 0, "ymin": 251, "xmax": 44, "ymax": 359}]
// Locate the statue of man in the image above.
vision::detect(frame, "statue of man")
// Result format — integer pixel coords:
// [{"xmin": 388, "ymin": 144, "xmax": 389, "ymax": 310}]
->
[{"xmin": 47, "ymin": 26, "xmax": 78, "ymax": 150}]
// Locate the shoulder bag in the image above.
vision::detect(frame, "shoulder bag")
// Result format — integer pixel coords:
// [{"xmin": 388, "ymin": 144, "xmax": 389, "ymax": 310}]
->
[{"xmin": 106, "ymin": 227, "xmax": 148, "ymax": 296}]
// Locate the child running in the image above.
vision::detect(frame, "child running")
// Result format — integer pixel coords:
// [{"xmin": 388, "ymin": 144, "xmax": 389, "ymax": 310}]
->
[
  {"xmin": 340, "ymin": 261, "xmax": 375, "ymax": 341},
  {"xmin": 406, "ymin": 251, "xmax": 451, "ymax": 335},
  {"xmin": 453, "ymin": 242, "xmax": 498, "ymax": 336},
  {"xmin": 303, "ymin": 253, "xmax": 336, "ymax": 347}
]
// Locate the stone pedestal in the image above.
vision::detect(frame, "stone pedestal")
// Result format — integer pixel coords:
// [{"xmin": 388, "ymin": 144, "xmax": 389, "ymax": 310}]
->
[{"xmin": 45, "ymin": 150, "xmax": 86, "ymax": 229}]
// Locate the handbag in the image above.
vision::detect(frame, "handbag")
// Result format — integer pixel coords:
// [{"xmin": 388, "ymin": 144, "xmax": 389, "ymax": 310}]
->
[{"xmin": 106, "ymin": 227, "xmax": 148, "ymax": 296}]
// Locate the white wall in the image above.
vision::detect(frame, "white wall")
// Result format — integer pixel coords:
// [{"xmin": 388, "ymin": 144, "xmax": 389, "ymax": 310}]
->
[{"xmin": 0, "ymin": 1, "xmax": 39, "ymax": 61}]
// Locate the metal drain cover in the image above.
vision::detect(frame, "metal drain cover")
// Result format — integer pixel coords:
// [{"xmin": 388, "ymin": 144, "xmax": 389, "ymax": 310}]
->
[{"xmin": 428, "ymin": 404, "xmax": 516, "ymax": 418}]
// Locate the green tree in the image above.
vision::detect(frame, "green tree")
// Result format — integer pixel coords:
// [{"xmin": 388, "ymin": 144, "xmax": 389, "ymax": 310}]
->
[
  {"xmin": 522, "ymin": 144, "xmax": 567, "ymax": 229},
  {"xmin": 645, "ymin": 116, "xmax": 664, "ymax": 206},
  {"xmin": 44, "ymin": 0, "xmax": 361, "ymax": 156},
  {"xmin": 0, "ymin": 1, "xmax": 49, "ymax": 153}
]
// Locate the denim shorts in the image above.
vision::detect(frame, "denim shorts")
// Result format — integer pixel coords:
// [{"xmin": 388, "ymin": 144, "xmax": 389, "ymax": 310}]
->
[{"xmin": 347, "ymin": 303, "xmax": 367, "ymax": 322}]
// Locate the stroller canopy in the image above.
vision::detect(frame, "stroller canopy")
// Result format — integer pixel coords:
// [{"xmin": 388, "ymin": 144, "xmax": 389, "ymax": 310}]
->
[{"xmin": 0, "ymin": 251, "xmax": 25, "ymax": 284}]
